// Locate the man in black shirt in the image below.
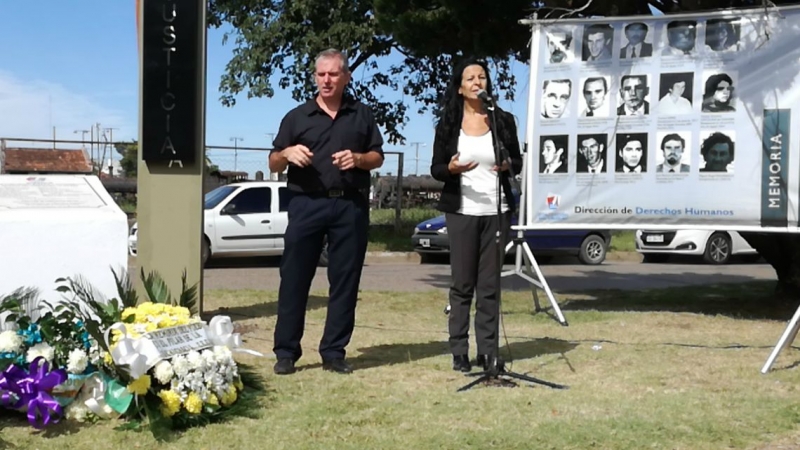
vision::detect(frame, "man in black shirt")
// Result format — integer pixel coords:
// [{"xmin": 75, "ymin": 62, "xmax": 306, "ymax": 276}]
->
[{"xmin": 268, "ymin": 48, "xmax": 385, "ymax": 375}]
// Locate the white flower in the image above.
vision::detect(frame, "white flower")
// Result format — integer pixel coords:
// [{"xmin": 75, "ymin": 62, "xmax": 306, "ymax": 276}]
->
[
  {"xmin": 102, "ymin": 404, "xmax": 114, "ymax": 416},
  {"xmin": 0, "ymin": 330, "xmax": 23, "ymax": 353},
  {"xmin": 26, "ymin": 342, "xmax": 55, "ymax": 363},
  {"xmin": 153, "ymin": 360, "xmax": 174, "ymax": 384},
  {"xmin": 186, "ymin": 350, "xmax": 203, "ymax": 369},
  {"xmin": 66, "ymin": 403, "xmax": 89, "ymax": 422},
  {"xmin": 171, "ymin": 355, "xmax": 190, "ymax": 377},
  {"xmin": 132, "ymin": 323, "xmax": 148, "ymax": 335},
  {"xmin": 67, "ymin": 348, "xmax": 89, "ymax": 374}
]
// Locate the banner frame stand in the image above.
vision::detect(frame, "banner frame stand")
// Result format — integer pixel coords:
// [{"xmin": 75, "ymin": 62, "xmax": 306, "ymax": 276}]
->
[
  {"xmin": 504, "ymin": 158, "xmax": 569, "ymax": 326},
  {"xmin": 761, "ymin": 304, "xmax": 800, "ymax": 373},
  {"xmin": 503, "ymin": 14, "xmax": 568, "ymax": 327}
]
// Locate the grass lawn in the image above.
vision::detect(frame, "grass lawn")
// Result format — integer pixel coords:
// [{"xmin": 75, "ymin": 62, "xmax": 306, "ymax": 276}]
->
[{"xmin": 4, "ymin": 281, "xmax": 800, "ymax": 449}]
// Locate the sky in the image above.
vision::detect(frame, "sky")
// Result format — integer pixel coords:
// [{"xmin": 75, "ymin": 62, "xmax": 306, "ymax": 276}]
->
[{"xmin": 0, "ymin": 1, "xmax": 541, "ymax": 177}]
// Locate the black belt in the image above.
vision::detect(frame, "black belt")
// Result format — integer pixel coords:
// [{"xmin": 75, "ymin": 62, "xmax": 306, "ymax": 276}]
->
[{"xmin": 305, "ymin": 188, "xmax": 368, "ymax": 198}]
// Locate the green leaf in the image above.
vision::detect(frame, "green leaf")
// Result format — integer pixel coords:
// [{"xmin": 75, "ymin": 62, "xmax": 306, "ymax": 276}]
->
[
  {"xmin": 140, "ymin": 268, "xmax": 172, "ymax": 304},
  {"xmin": 112, "ymin": 266, "xmax": 139, "ymax": 308},
  {"xmin": 178, "ymin": 269, "xmax": 199, "ymax": 316}
]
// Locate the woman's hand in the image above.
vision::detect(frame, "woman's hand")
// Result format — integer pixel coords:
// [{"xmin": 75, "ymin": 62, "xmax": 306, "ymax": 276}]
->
[
  {"xmin": 491, "ymin": 160, "xmax": 510, "ymax": 172},
  {"xmin": 448, "ymin": 152, "xmax": 478, "ymax": 174}
]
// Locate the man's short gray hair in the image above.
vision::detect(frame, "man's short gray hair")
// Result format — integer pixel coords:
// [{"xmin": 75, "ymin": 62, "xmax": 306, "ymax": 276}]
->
[{"xmin": 315, "ymin": 48, "xmax": 350, "ymax": 74}]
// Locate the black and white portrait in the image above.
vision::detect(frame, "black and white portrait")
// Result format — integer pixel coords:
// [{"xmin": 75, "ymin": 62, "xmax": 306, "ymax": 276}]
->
[
  {"xmin": 579, "ymin": 76, "xmax": 610, "ymax": 117},
  {"xmin": 662, "ymin": 20, "xmax": 698, "ymax": 56},
  {"xmin": 582, "ymin": 24, "xmax": 614, "ymax": 62},
  {"xmin": 541, "ymin": 79, "xmax": 572, "ymax": 119},
  {"xmin": 700, "ymin": 131, "xmax": 735, "ymax": 172},
  {"xmin": 655, "ymin": 131, "xmax": 692, "ymax": 172},
  {"xmin": 705, "ymin": 18, "xmax": 742, "ymax": 52},
  {"xmin": 539, "ymin": 135, "xmax": 568, "ymax": 174},
  {"xmin": 617, "ymin": 75, "xmax": 650, "ymax": 116},
  {"xmin": 657, "ymin": 72, "xmax": 694, "ymax": 115},
  {"xmin": 620, "ymin": 22, "xmax": 653, "ymax": 58},
  {"xmin": 546, "ymin": 28, "xmax": 574, "ymax": 64},
  {"xmin": 615, "ymin": 133, "xmax": 648, "ymax": 173},
  {"xmin": 702, "ymin": 72, "xmax": 736, "ymax": 112},
  {"xmin": 576, "ymin": 133, "xmax": 607, "ymax": 173}
]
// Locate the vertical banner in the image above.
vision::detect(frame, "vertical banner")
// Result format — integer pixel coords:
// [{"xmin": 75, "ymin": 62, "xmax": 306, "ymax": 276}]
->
[{"xmin": 761, "ymin": 109, "xmax": 789, "ymax": 227}]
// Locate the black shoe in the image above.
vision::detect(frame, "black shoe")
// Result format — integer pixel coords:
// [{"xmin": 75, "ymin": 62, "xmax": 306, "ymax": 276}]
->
[
  {"xmin": 452, "ymin": 354, "xmax": 471, "ymax": 372},
  {"xmin": 273, "ymin": 358, "xmax": 296, "ymax": 375},
  {"xmin": 322, "ymin": 358, "xmax": 353, "ymax": 374},
  {"xmin": 476, "ymin": 354, "xmax": 488, "ymax": 371}
]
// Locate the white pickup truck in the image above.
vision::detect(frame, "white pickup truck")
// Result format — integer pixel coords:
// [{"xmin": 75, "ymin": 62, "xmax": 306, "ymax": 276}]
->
[{"xmin": 129, "ymin": 181, "xmax": 328, "ymax": 266}]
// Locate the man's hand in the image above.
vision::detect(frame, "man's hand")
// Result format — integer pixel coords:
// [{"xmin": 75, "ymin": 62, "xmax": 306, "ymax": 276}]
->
[
  {"xmin": 282, "ymin": 145, "xmax": 314, "ymax": 167},
  {"xmin": 448, "ymin": 152, "xmax": 478, "ymax": 174},
  {"xmin": 332, "ymin": 150, "xmax": 361, "ymax": 170}
]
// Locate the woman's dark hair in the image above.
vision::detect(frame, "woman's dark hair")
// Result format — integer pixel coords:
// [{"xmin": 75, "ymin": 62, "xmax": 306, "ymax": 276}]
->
[
  {"xmin": 434, "ymin": 57, "xmax": 495, "ymax": 141},
  {"xmin": 703, "ymin": 73, "xmax": 733, "ymax": 100}
]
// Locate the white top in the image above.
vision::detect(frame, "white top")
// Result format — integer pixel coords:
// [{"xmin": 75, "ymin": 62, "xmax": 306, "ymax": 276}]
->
[{"xmin": 456, "ymin": 129, "xmax": 508, "ymax": 216}]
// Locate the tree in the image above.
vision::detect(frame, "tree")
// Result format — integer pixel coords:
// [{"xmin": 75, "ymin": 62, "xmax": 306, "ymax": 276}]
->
[
  {"xmin": 114, "ymin": 141, "xmax": 220, "ymax": 178},
  {"xmin": 115, "ymin": 140, "xmax": 138, "ymax": 178},
  {"xmin": 208, "ymin": 0, "xmax": 800, "ymax": 295}
]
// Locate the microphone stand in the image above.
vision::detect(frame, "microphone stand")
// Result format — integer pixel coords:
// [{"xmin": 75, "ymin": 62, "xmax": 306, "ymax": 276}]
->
[{"xmin": 457, "ymin": 93, "xmax": 568, "ymax": 392}]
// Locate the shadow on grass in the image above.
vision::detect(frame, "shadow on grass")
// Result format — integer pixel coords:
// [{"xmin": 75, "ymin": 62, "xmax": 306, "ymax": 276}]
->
[
  {"xmin": 561, "ymin": 281, "xmax": 797, "ymax": 321},
  {"xmin": 202, "ymin": 295, "xmax": 330, "ymax": 322},
  {"xmin": 341, "ymin": 337, "xmax": 578, "ymax": 371}
]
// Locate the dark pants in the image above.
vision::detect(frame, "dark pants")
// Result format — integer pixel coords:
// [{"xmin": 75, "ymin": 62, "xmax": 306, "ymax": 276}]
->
[
  {"xmin": 273, "ymin": 191, "xmax": 369, "ymax": 362},
  {"xmin": 445, "ymin": 212, "xmax": 509, "ymax": 357}
]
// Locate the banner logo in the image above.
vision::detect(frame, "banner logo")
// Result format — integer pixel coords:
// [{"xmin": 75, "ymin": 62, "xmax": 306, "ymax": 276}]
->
[{"xmin": 546, "ymin": 194, "xmax": 561, "ymax": 210}]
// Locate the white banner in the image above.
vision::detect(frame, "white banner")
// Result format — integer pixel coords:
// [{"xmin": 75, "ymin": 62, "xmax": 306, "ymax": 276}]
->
[{"xmin": 522, "ymin": 6, "xmax": 800, "ymax": 231}]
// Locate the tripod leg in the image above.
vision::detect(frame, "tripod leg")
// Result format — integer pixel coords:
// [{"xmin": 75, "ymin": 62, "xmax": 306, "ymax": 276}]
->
[
  {"xmin": 457, "ymin": 374, "xmax": 491, "ymax": 392},
  {"xmin": 501, "ymin": 371, "xmax": 569, "ymax": 389},
  {"xmin": 523, "ymin": 242, "xmax": 568, "ymax": 326},
  {"xmin": 762, "ymin": 304, "xmax": 800, "ymax": 373}
]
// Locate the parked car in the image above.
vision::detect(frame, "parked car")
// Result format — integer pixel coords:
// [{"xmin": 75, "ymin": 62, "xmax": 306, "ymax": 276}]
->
[
  {"xmin": 411, "ymin": 215, "xmax": 611, "ymax": 265},
  {"xmin": 128, "ymin": 181, "xmax": 328, "ymax": 266},
  {"xmin": 635, "ymin": 229, "xmax": 759, "ymax": 264}
]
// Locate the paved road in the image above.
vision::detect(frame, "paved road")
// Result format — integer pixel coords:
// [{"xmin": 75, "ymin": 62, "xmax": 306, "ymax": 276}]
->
[{"xmin": 197, "ymin": 256, "xmax": 776, "ymax": 293}]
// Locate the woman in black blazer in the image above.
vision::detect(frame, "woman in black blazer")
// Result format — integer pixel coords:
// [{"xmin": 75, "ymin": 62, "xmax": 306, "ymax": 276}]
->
[{"xmin": 430, "ymin": 57, "xmax": 523, "ymax": 372}]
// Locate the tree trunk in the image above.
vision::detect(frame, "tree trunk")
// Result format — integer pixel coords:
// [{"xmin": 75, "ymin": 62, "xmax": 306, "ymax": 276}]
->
[{"xmin": 739, "ymin": 232, "xmax": 800, "ymax": 298}]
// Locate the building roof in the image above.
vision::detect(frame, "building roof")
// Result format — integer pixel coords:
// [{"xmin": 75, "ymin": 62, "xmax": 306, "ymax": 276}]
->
[{"xmin": 2, "ymin": 148, "xmax": 93, "ymax": 174}]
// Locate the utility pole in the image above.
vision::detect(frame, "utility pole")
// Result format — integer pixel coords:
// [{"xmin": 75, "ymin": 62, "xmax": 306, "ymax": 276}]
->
[
  {"xmin": 409, "ymin": 142, "xmax": 426, "ymax": 175},
  {"xmin": 103, "ymin": 127, "xmax": 119, "ymax": 176},
  {"xmin": 74, "ymin": 129, "xmax": 90, "ymax": 149},
  {"xmin": 230, "ymin": 137, "xmax": 244, "ymax": 172}
]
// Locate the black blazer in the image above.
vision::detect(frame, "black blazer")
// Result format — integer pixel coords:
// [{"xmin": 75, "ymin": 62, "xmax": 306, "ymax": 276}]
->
[{"xmin": 430, "ymin": 108, "xmax": 523, "ymax": 214}]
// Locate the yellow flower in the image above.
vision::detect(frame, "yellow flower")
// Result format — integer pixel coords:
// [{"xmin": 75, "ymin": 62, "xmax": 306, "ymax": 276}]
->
[
  {"xmin": 126, "ymin": 375, "xmax": 151, "ymax": 396},
  {"xmin": 157, "ymin": 390, "xmax": 181, "ymax": 417},
  {"xmin": 234, "ymin": 378, "xmax": 244, "ymax": 391},
  {"xmin": 103, "ymin": 352, "xmax": 114, "ymax": 366},
  {"xmin": 206, "ymin": 394, "xmax": 219, "ymax": 406},
  {"xmin": 221, "ymin": 385, "xmax": 238, "ymax": 407},
  {"xmin": 184, "ymin": 392, "xmax": 203, "ymax": 414}
]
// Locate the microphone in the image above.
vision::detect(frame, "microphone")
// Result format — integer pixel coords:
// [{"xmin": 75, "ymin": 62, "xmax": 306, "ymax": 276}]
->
[{"xmin": 477, "ymin": 89, "xmax": 492, "ymax": 104}]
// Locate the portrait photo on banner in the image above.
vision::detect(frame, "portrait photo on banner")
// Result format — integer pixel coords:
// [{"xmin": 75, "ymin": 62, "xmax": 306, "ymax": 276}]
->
[
  {"xmin": 655, "ymin": 131, "xmax": 692, "ymax": 173},
  {"xmin": 576, "ymin": 133, "xmax": 608, "ymax": 173},
  {"xmin": 657, "ymin": 72, "xmax": 695, "ymax": 115},
  {"xmin": 542, "ymin": 79, "xmax": 572, "ymax": 119},
  {"xmin": 619, "ymin": 21, "xmax": 654, "ymax": 59},
  {"xmin": 579, "ymin": 76, "xmax": 612, "ymax": 117},
  {"xmin": 545, "ymin": 26, "xmax": 575, "ymax": 64},
  {"xmin": 704, "ymin": 17, "xmax": 743, "ymax": 53},
  {"xmin": 699, "ymin": 130, "xmax": 736, "ymax": 173},
  {"xmin": 582, "ymin": 23, "xmax": 614, "ymax": 62},
  {"xmin": 617, "ymin": 74, "xmax": 651, "ymax": 116},
  {"xmin": 539, "ymin": 135, "xmax": 569, "ymax": 174},
  {"xmin": 661, "ymin": 19, "xmax": 699, "ymax": 56},
  {"xmin": 702, "ymin": 70, "xmax": 738, "ymax": 112},
  {"xmin": 615, "ymin": 132, "xmax": 649, "ymax": 173}
]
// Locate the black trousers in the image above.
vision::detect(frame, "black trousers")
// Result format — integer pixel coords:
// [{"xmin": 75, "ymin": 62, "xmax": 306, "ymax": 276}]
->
[
  {"xmin": 273, "ymin": 192, "xmax": 369, "ymax": 362},
  {"xmin": 445, "ymin": 212, "xmax": 509, "ymax": 357}
]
